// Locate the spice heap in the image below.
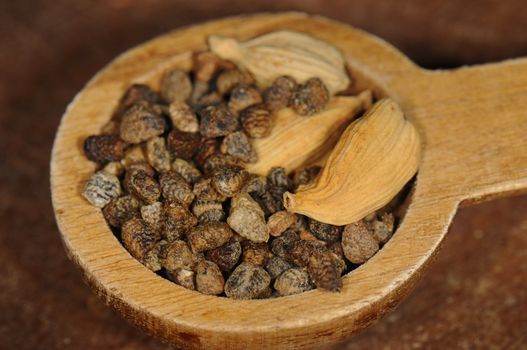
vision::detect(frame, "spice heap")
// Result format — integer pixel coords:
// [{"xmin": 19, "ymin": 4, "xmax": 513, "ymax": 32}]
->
[{"xmin": 81, "ymin": 31, "xmax": 405, "ymax": 299}]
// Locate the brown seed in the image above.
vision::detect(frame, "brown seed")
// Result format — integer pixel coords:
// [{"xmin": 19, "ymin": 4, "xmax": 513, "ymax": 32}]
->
[
  {"xmin": 270, "ymin": 230, "xmax": 299, "ymax": 260},
  {"xmin": 289, "ymin": 239, "xmax": 327, "ymax": 267},
  {"xmin": 159, "ymin": 171, "xmax": 194, "ymax": 207},
  {"xmin": 241, "ymin": 174, "xmax": 267, "ymax": 195},
  {"xmin": 224, "ymin": 263, "xmax": 271, "ymax": 299},
  {"xmin": 205, "ymin": 238, "xmax": 242, "ymax": 272},
  {"xmin": 342, "ymin": 220, "xmax": 379, "ymax": 264},
  {"xmin": 119, "ymin": 104, "xmax": 167, "ymax": 144},
  {"xmin": 240, "ymin": 104, "xmax": 273, "ymax": 138},
  {"xmin": 307, "ymin": 251, "xmax": 342, "ymax": 292},
  {"xmin": 267, "ymin": 211, "xmax": 296, "ymax": 237},
  {"xmin": 121, "ymin": 218, "xmax": 160, "ymax": 260},
  {"xmin": 370, "ymin": 212, "xmax": 395, "ymax": 244},
  {"xmin": 83, "ymin": 171, "xmax": 122, "ymax": 208},
  {"xmin": 145, "ymin": 137, "xmax": 171, "ymax": 173},
  {"xmin": 142, "ymin": 240, "xmax": 169, "ymax": 272},
  {"xmin": 166, "ymin": 129, "xmax": 201, "ymax": 160},
  {"xmin": 127, "ymin": 162, "xmax": 155, "ymax": 177},
  {"xmin": 263, "ymin": 76, "xmax": 297, "ymax": 111},
  {"xmin": 274, "ymin": 268, "xmax": 313, "ymax": 296},
  {"xmin": 211, "ymin": 166, "xmax": 249, "ymax": 198},
  {"xmin": 203, "ymin": 154, "xmax": 244, "ymax": 176},
  {"xmin": 327, "ymin": 241, "xmax": 345, "ymax": 261},
  {"xmin": 241, "ymin": 241, "xmax": 270, "ymax": 266},
  {"xmin": 140, "ymin": 201, "xmax": 164, "ymax": 231},
  {"xmin": 192, "ymin": 199, "xmax": 225, "ymax": 223},
  {"xmin": 194, "ymin": 138, "xmax": 218, "ymax": 167},
  {"xmin": 199, "ymin": 104, "xmax": 239, "ymax": 138},
  {"xmin": 162, "ymin": 240, "xmax": 196, "ymax": 271},
  {"xmin": 117, "ymin": 84, "xmax": 163, "ymax": 117},
  {"xmin": 168, "ymin": 100, "xmax": 199, "ymax": 133},
  {"xmin": 172, "ymin": 158, "xmax": 202, "ymax": 184},
  {"xmin": 124, "ymin": 169, "xmax": 160, "ymax": 204},
  {"xmin": 227, "ymin": 192, "xmax": 269, "ymax": 243},
  {"xmin": 291, "ymin": 77, "xmax": 330, "ymax": 116},
  {"xmin": 220, "ymin": 131, "xmax": 257, "ymax": 163},
  {"xmin": 187, "ymin": 222, "xmax": 234, "ymax": 253},
  {"xmin": 163, "ymin": 201, "xmax": 198, "ymax": 241},
  {"xmin": 167, "ymin": 269, "xmax": 196, "ymax": 290},
  {"xmin": 83, "ymin": 135, "xmax": 126, "ymax": 164},
  {"xmin": 160, "ymin": 69, "xmax": 192, "ymax": 103},
  {"xmin": 193, "ymin": 178, "xmax": 227, "ymax": 202},
  {"xmin": 308, "ymin": 219, "xmax": 342, "ymax": 243},
  {"xmin": 331, "ymin": 252, "xmax": 347, "ymax": 276},
  {"xmin": 196, "ymin": 91, "xmax": 223, "ymax": 108},
  {"xmin": 193, "ymin": 51, "xmax": 231, "ymax": 83},
  {"xmin": 120, "ymin": 145, "xmax": 146, "ymax": 169},
  {"xmin": 268, "ymin": 167, "xmax": 293, "ymax": 190},
  {"xmin": 103, "ymin": 161, "xmax": 124, "ymax": 177},
  {"xmin": 189, "ymin": 80, "xmax": 210, "ymax": 106},
  {"xmin": 293, "ymin": 166, "xmax": 321, "ymax": 188},
  {"xmin": 264, "ymin": 256, "xmax": 293, "ymax": 280},
  {"xmin": 102, "ymin": 195, "xmax": 140, "ymax": 227},
  {"xmin": 228, "ymin": 84, "xmax": 262, "ymax": 114},
  {"xmin": 195, "ymin": 260, "xmax": 225, "ymax": 295},
  {"xmin": 216, "ymin": 69, "xmax": 255, "ymax": 95}
]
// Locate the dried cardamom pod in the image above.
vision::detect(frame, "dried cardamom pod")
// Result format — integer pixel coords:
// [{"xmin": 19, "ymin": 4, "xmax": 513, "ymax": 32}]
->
[
  {"xmin": 284, "ymin": 98, "xmax": 421, "ymax": 225},
  {"xmin": 246, "ymin": 92, "xmax": 371, "ymax": 175},
  {"xmin": 209, "ymin": 30, "xmax": 350, "ymax": 95}
]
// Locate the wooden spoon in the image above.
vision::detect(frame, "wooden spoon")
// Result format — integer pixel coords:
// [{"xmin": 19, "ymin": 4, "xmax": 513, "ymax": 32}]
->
[{"xmin": 50, "ymin": 12, "xmax": 527, "ymax": 350}]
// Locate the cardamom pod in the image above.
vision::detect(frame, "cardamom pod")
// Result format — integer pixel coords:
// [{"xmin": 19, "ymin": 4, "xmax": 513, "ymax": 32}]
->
[
  {"xmin": 246, "ymin": 91, "xmax": 372, "ymax": 175},
  {"xmin": 283, "ymin": 98, "xmax": 421, "ymax": 225},
  {"xmin": 209, "ymin": 30, "xmax": 350, "ymax": 95}
]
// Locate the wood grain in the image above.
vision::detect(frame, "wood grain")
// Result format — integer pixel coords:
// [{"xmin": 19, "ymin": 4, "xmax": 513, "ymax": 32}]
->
[{"xmin": 50, "ymin": 12, "xmax": 527, "ymax": 349}]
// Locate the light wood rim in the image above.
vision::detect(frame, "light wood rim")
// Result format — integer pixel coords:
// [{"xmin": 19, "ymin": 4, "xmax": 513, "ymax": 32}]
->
[{"xmin": 51, "ymin": 12, "xmax": 527, "ymax": 349}]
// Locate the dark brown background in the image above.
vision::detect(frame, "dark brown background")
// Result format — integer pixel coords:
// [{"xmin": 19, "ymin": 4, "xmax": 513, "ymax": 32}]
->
[{"xmin": 1, "ymin": 1, "xmax": 526, "ymax": 349}]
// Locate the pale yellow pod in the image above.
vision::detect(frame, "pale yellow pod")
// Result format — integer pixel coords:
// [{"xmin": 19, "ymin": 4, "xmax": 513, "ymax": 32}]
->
[
  {"xmin": 283, "ymin": 98, "xmax": 421, "ymax": 225},
  {"xmin": 209, "ymin": 30, "xmax": 350, "ymax": 95},
  {"xmin": 246, "ymin": 91, "xmax": 372, "ymax": 175}
]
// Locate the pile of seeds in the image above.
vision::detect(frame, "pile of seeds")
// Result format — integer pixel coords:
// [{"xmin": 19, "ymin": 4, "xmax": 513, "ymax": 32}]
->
[{"xmin": 82, "ymin": 50, "xmax": 396, "ymax": 299}]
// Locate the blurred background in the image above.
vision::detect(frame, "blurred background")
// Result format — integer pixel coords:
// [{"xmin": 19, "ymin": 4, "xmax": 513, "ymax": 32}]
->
[{"xmin": 1, "ymin": 1, "xmax": 526, "ymax": 349}]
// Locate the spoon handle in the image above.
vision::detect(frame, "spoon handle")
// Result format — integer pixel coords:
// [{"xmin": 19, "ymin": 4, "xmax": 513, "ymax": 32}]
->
[{"xmin": 393, "ymin": 59, "xmax": 527, "ymax": 205}]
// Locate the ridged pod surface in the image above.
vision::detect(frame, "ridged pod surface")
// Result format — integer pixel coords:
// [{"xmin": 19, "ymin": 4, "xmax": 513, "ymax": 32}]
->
[{"xmin": 284, "ymin": 98, "xmax": 421, "ymax": 225}]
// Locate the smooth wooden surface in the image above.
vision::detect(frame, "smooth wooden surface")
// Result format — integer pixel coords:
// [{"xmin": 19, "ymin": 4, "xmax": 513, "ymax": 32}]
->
[{"xmin": 50, "ymin": 13, "xmax": 527, "ymax": 349}]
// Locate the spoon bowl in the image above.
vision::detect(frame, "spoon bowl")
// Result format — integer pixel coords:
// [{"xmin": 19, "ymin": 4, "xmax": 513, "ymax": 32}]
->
[{"xmin": 51, "ymin": 12, "xmax": 527, "ymax": 349}]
